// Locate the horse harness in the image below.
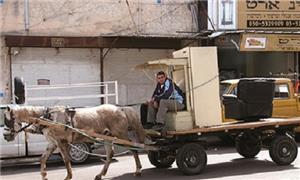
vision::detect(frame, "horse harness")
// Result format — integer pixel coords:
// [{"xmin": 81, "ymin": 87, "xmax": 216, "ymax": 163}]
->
[
  {"xmin": 65, "ymin": 108, "xmax": 76, "ymax": 143},
  {"xmin": 4, "ymin": 109, "xmax": 33, "ymax": 134}
]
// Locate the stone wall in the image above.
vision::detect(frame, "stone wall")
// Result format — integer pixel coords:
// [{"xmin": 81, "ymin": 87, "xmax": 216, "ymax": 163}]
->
[{"xmin": 1, "ymin": 0, "xmax": 197, "ymax": 36}]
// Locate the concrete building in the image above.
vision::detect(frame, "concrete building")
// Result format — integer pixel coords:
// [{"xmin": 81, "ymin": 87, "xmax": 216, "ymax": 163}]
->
[{"xmin": 0, "ymin": 0, "xmax": 200, "ymax": 106}]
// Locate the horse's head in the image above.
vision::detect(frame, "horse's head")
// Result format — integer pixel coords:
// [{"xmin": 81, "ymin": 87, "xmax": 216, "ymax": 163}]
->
[{"xmin": 3, "ymin": 106, "xmax": 22, "ymax": 141}]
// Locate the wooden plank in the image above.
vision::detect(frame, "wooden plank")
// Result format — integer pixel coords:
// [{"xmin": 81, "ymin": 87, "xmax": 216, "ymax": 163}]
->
[
  {"xmin": 167, "ymin": 118, "xmax": 300, "ymax": 135},
  {"xmin": 28, "ymin": 117, "xmax": 158, "ymax": 151}
]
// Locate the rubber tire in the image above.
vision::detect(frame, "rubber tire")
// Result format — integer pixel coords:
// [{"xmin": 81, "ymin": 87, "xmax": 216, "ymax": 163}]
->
[
  {"xmin": 269, "ymin": 135, "xmax": 298, "ymax": 165},
  {"xmin": 68, "ymin": 143, "xmax": 90, "ymax": 164},
  {"xmin": 176, "ymin": 143, "xmax": 207, "ymax": 175},
  {"xmin": 235, "ymin": 132, "xmax": 261, "ymax": 158},
  {"xmin": 148, "ymin": 151, "xmax": 175, "ymax": 168}
]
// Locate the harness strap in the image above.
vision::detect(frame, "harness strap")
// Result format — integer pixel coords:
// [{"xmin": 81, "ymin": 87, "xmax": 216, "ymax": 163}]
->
[
  {"xmin": 16, "ymin": 123, "xmax": 32, "ymax": 133},
  {"xmin": 66, "ymin": 108, "xmax": 76, "ymax": 143}
]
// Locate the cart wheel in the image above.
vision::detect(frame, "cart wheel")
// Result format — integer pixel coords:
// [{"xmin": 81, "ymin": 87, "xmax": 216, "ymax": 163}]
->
[
  {"xmin": 269, "ymin": 135, "xmax": 298, "ymax": 165},
  {"xmin": 235, "ymin": 132, "xmax": 261, "ymax": 158},
  {"xmin": 148, "ymin": 151, "xmax": 175, "ymax": 168},
  {"xmin": 176, "ymin": 143, "xmax": 207, "ymax": 175}
]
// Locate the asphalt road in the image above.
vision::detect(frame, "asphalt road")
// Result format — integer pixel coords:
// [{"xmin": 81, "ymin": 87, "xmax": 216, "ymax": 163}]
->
[{"xmin": 1, "ymin": 145, "xmax": 300, "ymax": 180}]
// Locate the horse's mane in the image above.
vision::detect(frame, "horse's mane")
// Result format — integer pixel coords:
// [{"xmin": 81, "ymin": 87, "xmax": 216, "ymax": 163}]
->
[{"xmin": 13, "ymin": 105, "xmax": 45, "ymax": 118}]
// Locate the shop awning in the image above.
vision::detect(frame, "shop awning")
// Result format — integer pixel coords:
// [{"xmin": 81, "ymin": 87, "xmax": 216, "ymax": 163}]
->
[{"xmin": 4, "ymin": 35, "xmax": 196, "ymax": 49}]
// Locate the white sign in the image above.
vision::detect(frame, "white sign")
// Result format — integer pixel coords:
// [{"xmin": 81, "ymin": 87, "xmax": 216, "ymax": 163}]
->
[{"xmin": 245, "ymin": 37, "xmax": 267, "ymax": 49}]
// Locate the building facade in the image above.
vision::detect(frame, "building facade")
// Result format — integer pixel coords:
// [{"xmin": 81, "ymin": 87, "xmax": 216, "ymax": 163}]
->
[{"xmin": 0, "ymin": 0, "xmax": 199, "ymax": 105}]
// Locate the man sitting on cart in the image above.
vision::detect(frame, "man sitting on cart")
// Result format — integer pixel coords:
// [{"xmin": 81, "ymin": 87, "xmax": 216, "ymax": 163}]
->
[{"xmin": 146, "ymin": 71, "xmax": 185, "ymax": 131}]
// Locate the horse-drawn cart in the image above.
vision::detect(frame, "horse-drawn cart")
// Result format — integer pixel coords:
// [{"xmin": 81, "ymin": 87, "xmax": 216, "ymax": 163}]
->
[
  {"xmin": 3, "ymin": 47, "xmax": 300, "ymax": 179},
  {"xmin": 28, "ymin": 46, "xmax": 299, "ymax": 176},
  {"xmin": 136, "ymin": 47, "xmax": 300, "ymax": 175},
  {"xmin": 24, "ymin": 114, "xmax": 300, "ymax": 176},
  {"xmin": 147, "ymin": 118, "xmax": 300, "ymax": 175}
]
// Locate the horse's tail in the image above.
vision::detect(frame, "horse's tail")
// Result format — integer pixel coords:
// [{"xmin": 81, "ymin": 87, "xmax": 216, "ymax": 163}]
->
[{"xmin": 122, "ymin": 107, "xmax": 146, "ymax": 143}]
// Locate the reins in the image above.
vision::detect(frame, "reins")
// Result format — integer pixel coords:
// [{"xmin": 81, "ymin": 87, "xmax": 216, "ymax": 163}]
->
[{"xmin": 15, "ymin": 123, "xmax": 33, "ymax": 133}]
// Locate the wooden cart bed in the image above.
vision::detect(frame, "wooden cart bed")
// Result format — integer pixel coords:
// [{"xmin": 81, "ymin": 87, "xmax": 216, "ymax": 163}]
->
[{"xmin": 167, "ymin": 118, "xmax": 300, "ymax": 135}]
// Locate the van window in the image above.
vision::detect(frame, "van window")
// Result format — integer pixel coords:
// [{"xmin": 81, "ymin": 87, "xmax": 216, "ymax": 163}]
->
[
  {"xmin": 220, "ymin": 83, "xmax": 237, "ymax": 96},
  {"xmin": 220, "ymin": 83, "xmax": 230, "ymax": 96},
  {"xmin": 274, "ymin": 84, "xmax": 289, "ymax": 98},
  {"xmin": 231, "ymin": 86, "xmax": 237, "ymax": 96},
  {"xmin": 226, "ymin": 86, "xmax": 237, "ymax": 96}
]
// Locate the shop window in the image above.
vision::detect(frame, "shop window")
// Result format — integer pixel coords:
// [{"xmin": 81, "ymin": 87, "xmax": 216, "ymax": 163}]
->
[
  {"xmin": 274, "ymin": 84, "xmax": 289, "ymax": 99},
  {"xmin": 37, "ymin": 79, "xmax": 50, "ymax": 85}
]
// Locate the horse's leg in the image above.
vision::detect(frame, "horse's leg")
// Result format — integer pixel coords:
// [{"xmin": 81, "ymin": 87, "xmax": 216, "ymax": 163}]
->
[
  {"xmin": 40, "ymin": 143, "xmax": 57, "ymax": 180},
  {"xmin": 131, "ymin": 150, "xmax": 142, "ymax": 176},
  {"xmin": 58, "ymin": 140, "xmax": 73, "ymax": 180},
  {"xmin": 95, "ymin": 144, "xmax": 113, "ymax": 180}
]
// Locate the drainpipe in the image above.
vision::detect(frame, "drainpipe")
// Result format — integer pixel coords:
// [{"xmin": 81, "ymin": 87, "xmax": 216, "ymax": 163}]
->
[
  {"xmin": 296, "ymin": 52, "xmax": 299, "ymax": 82},
  {"xmin": 24, "ymin": 0, "xmax": 29, "ymax": 31},
  {"xmin": 8, "ymin": 47, "xmax": 13, "ymax": 104},
  {"xmin": 100, "ymin": 48, "xmax": 104, "ymax": 104}
]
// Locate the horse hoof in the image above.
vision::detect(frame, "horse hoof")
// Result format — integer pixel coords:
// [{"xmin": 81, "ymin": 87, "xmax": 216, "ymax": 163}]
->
[
  {"xmin": 134, "ymin": 172, "xmax": 142, "ymax": 177},
  {"xmin": 94, "ymin": 175, "xmax": 102, "ymax": 180}
]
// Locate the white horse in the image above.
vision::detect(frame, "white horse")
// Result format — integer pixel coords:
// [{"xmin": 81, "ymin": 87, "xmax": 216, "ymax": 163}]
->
[{"xmin": 4, "ymin": 105, "xmax": 146, "ymax": 180}]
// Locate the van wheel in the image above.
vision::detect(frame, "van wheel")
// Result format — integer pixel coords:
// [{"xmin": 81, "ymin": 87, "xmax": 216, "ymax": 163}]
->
[
  {"xmin": 236, "ymin": 132, "xmax": 261, "ymax": 158},
  {"xmin": 148, "ymin": 151, "xmax": 175, "ymax": 168},
  {"xmin": 269, "ymin": 135, "xmax": 298, "ymax": 165},
  {"xmin": 176, "ymin": 143, "xmax": 207, "ymax": 175},
  {"xmin": 68, "ymin": 143, "xmax": 90, "ymax": 164}
]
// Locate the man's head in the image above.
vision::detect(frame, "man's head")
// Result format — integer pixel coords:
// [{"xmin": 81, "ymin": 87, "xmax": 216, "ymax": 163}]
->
[{"xmin": 156, "ymin": 71, "xmax": 167, "ymax": 85}]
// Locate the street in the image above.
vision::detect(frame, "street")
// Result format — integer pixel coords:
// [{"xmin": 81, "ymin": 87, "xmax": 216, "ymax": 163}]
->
[{"xmin": 1, "ymin": 145, "xmax": 300, "ymax": 180}]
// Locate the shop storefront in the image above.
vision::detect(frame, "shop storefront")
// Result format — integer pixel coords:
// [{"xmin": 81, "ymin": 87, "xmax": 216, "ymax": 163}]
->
[{"xmin": 208, "ymin": 0, "xmax": 300, "ymax": 82}]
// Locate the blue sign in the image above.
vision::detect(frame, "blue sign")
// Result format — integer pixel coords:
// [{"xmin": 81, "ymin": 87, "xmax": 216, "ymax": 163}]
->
[{"xmin": 0, "ymin": 91, "xmax": 4, "ymax": 97}]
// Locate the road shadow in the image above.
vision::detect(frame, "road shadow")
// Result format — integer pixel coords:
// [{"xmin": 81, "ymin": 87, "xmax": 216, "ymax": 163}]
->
[
  {"xmin": 0, "ymin": 156, "xmax": 114, "ymax": 175},
  {"xmin": 206, "ymin": 139, "xmax": 300, "ymax": 155},
  {"xmin": 110, "ymin": 158, "xmax": 298, "ymax": 180}
]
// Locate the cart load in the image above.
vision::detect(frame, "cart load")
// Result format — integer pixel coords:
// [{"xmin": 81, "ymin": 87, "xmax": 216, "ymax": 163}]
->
[{"xmin": 138, "ymin": 47, "xmax": 300, "ymax": 176}]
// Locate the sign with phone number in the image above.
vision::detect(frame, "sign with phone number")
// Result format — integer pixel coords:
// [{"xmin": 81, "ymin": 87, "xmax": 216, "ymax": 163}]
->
[
  {"xmin": 247, "ymin": 20, "xmax": 300, "ymax": 28},
  {"xmin": 238, "ymin": 0, "xmax": 300, "ymax": 29}
]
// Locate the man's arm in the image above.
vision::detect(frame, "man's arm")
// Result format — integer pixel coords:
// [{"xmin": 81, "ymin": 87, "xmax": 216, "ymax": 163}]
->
[
  {"xmin": 152, "ymin": 83, "xmax": 158, "ymax": 98},
  {"xmin": 154, "ymin": 79, "xmax": 173, "ymax": 101}
]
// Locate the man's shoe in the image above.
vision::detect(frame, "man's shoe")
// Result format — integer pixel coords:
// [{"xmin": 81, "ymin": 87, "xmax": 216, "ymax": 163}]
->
[
  {"xmin": 143, "ymin": 123, "xmax": 155, "ymax": 129},
  {"xmin": 151, "ymin": 123, "xmax": 165, "ymax": 131}
]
